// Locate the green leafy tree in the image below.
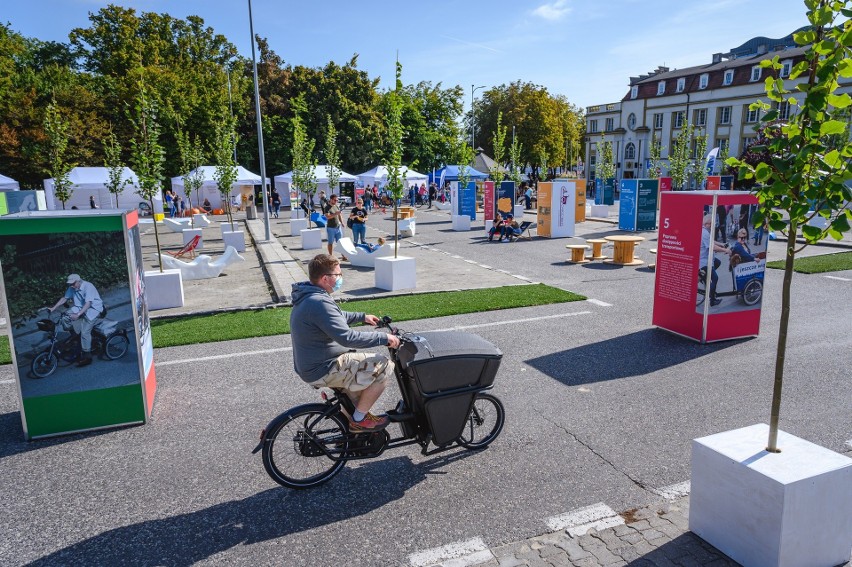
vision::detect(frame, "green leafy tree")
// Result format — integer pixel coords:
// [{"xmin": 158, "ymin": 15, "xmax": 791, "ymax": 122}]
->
[
  {"xmin": 324, "ymin": 115, "xmax": 342, "ymax": 199},
  {"xmin": 668, "ymin": 123, "xmax": 694, "ymax": 190},
  {"xmin": 43, "ymin": 97, "xmax": 75, "ymax": 209},
  {"xmin": 596, "ymin": 135, "xmax": 615, "ymax": 185},
  {"xmin": 212, "ymin": 117, "xmax": 238, "ymax": 228},
  {"xmin": 176, "ymin": 126, "xmax": 205, "ymax": 222},
  {"xmin": 692, "ymin": 129, "xmax": 709, "ymax": 189},
  {"xmin": 290, "ymin": 96, "xmax": 318, "ymax": 227},
  {"xmin": 490, "ymin": 111, "xmax": 508, "ymax": 185},
  {"xmin": 648, "ymin": 132, "xmax": 665, "ymax": 179},
  {"xmin": 726, "ymin": 0, "xmax": 851, "ymax": 451},
  {"xmin": 128, "ymin": 79, "xmax": 166, "ymax": 270},
  {"xmin": 104, "ymin": 127, "xmax": 130, "ymax": 208},
  {"xmin": 508, "ymin": 134, "xmax": 524, "ymax": 186},
  {"xmin": 385, "ymin": 61, "xmax": 406, "ymax": 255}
]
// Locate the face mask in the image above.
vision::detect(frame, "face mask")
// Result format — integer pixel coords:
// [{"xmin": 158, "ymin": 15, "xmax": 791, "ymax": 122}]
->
[{"xmin": 332, "ymin": 276, "xmax": 344, "ymax": 292}]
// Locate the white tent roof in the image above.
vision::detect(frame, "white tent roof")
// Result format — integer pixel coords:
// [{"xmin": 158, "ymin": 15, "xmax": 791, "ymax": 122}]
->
[
  {"xmin": 44, "ymin": 166, "xmax": 143, "ymax": 210},
  {"xmin": 356, "ymin": 165, "xmax": 427, "ymax": 187},
  {"xmin": 171, "ymin": 165, "xmax": 269, "ymax": 188},
  {"xmin": 46, "ymin": 166, "xmax": 139, "ymax": 189},
  {"xmin": 274, "ymin": 165, "xmax": 357, "ymax": 184},
  {"xmin": 0, "ymin": 173, "xmax": 20, "ymax": 190}
]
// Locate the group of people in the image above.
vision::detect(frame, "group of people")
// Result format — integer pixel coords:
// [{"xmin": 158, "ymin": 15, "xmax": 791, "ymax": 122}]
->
[
  {"xmin": 163, "ymin": 190, "xmax": 189, "ymax": 218},
  {"xmin": 487, "ymin": 213, "xmax": 522, "ymax": 242}
]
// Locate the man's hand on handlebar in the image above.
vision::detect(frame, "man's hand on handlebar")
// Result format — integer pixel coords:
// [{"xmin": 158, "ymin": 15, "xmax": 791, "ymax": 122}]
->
[
  {"xmin": 363, "ymin": 314, "xmax": 380, "ymax": 326},
  {"xmin": 386, "ymin": 334, "xmax": 400, "ymax": 349}
]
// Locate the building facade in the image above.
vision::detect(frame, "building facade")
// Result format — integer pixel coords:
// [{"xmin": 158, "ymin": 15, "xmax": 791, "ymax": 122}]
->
[{"xmin": 584, "ymin": 29, "xmax": 850, "ymax": 188}]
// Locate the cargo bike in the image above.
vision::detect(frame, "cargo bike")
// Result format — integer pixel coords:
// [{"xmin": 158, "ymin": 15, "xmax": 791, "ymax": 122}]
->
[{"xmin": 254, "ymin": 318, "xmax": 505, "ymax": 489}]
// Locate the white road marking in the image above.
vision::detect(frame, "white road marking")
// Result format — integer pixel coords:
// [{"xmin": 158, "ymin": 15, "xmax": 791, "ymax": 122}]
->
[
  {"xmin": 408, "ymin": 537, "xmax": 491, "ymax": 567},
  {"xmin": 156, "ymin": 346, "xmax": 292, "ymax": 367},
  {"xmin": 546, "ymin": 502, "xmax": 625, "ymax": 535},
  {"xmin": 0, "ymin": 379, "xmax": 14, "ymax": 385},
  {"xmin": 846, "ymin": 439, "xmax": 852, "ymax": 451},
  {"xmin": 586, "ymin": 298, "xmax": 612, "ymax": 307},
  {"xmin": 824, "ymin": 275, "xmax": 851, "ymax": 281},
  {"xmin": 433, "ymin": 311, "xmax": 591, "ymax": 333},
  {"xmin": 653, "ymin": 480, "xmax": 691, "ymax": 500}
]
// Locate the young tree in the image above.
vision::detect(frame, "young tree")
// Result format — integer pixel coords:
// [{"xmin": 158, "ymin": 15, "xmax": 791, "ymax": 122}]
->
[
  {"xmin": 176, "ymin": 127, "xmax": 205, "ymax": 223},
  {"xmin": 726, "ymin": 0, "xmax": 851, "ymax": 452},
  {"xmin": 128, "ymin": 80, "xmax": 166, "ymax": 270},
  {"xmin": 324, "ymin": 115, "xmax": 342, "ymax": 202},
  {"xmin": 385, "ymin": 60, "xmax": 406, "ymax": 255},
  {"xmin": 648, "ymin": 132, "xmax": 665, "ymax": 179},
  {"xmin": 692, "ymin": 129, "xmax": 709, "ymax": 189},
  {"xmin": 212, "ymin": 118, "xmax": 238, "ymax": 228},
  {"xmin": 596, "ymin": 135, "xmax": 615, "ymax": 184},
  {"xmin": 507, "ymin": 135, "xmax": 524, "ymax": 186},
  {"xmin": 43, "ymin": 97, "xmax": 75, "ymax": 209},
  {"xmin": 290, "ymin": 96, "xmax": 317, "ymax": 227},
  {"xmin": 103, "ymin": 128, "xmax": 131, "ymax": 209},
  {"xmin": 490, "ymin": 110, "xmax": 508, "ymax": 185},
  {"xmin": 668, "ymin": 123, "xmax": 694, "ymax": 190}
]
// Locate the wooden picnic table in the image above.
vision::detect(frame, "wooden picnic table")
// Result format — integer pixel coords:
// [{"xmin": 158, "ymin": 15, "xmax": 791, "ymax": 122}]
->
[{"xmin": 603, "ymin": 235, "xmax": 645, "ymax": 266}]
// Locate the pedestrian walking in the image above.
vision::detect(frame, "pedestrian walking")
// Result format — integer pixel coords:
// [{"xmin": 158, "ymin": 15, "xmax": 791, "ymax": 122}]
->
[{"xmin": 348, "ymin": 197, "xmax": 368, "ymax": 245}]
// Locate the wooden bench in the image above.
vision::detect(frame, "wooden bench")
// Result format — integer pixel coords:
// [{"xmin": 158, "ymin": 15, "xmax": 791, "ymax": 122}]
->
[
  {"xmin": 566, "ymin": 244, "xmax": 590, "ymax": 264},
  {"xmin": 586, "ymin": 238, "xmax": 608, "ymax": 260}
]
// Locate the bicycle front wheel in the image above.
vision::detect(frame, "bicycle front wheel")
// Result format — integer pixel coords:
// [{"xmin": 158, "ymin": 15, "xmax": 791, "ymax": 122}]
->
[
  {"xmin": 31, "ymin": 352, "xmax": 58, "ymax": 378},
  {"xmin": 104, "ymin": 334, "xmax": 129, "ymax": 360},
  {"xmin": 261, "ymin": 404, "xmax": 349, "ymax": 489},
  {"xmin": 458, "ymin": 393, "xmax": 505, "ymax": 450}
]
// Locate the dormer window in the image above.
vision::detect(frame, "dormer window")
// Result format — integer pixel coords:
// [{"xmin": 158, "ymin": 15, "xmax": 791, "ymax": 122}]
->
[
  {"xmin": 723, "ymin": 70, "xmax": 734, "ymax": 85},
  {"xmin": 630, "ymin": 85, "xmax": 638, "ymax": 99},
  {"xmin": 780, "ymin": 60, "xmax": 792, "ymax": 78},
  {"xmin": 676, "ymin": 78, "xmax": 685, "ymax": 93},
  {"xmin": 750, "ymin": 66, "xmax": 762, "ymax": 82},
  {"xmin": 699, "ymin": 74, "xmax": 709, "ymax": 89},
  {"xmin": 657, "ymin": 81, "xmax": 666, "ymax": 95}
]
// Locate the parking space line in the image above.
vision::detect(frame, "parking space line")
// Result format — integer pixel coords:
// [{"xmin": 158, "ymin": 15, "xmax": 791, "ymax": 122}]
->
[
  {"xmin": 408, "ymin": 537, "xmax": 491, "ymax": 567},
  {"xmin": 586, "ymin": 298, "xmax": 612, "ymax": 307},
  {"xmin": 653, "ymin": 480, "xmax": 691, "ymax": 500},
  {"xmin": 546, "ymin": 502, "xmax": 624, "ymax": 535}
]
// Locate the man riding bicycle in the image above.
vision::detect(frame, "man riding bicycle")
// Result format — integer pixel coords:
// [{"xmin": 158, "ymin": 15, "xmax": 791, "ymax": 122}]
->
[
  {"xmin": 49, "ymin": 273, "xmax": 104, "ymax": 367},
  {"xmin": 290, "ymin": 254, "xmax": 400, "ymax": 431}
]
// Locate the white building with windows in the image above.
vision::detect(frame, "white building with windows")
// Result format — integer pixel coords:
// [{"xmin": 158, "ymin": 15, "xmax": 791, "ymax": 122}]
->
[{"xmin": 584, "ymin": 28, "xmax": 851, "ymax": 187}]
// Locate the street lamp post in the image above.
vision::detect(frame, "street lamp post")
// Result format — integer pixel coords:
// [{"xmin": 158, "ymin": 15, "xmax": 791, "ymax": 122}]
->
[
  {"xmin": 471, "ymin": 84, "xmax": 485, "ymax": 150},
  {"xmin": 248, "ymin": 0, "xmax": 271, "ymax": 241}
]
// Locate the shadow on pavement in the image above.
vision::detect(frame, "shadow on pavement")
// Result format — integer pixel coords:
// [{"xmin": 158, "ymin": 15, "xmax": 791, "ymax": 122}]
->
[
  {"xmin": 0, "ymin": 411, "xmax": 121, "ymax": 461},
  {"xmin": 626, "ymin": 532, "xmax": 735, "ymax": 565},
  {"xmin": 525, "ymin": 328, "xmax": 743, "ymax": 386}
]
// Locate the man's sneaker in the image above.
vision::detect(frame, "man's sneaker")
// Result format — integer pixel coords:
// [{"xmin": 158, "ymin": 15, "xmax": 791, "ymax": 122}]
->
[
  {"xmin": 348, "ymin": 412, "xmax": 389, "ymax": 432},
  {"xmin": 710, "ymin": 298, "xmax": 723, "ymax": 307}
]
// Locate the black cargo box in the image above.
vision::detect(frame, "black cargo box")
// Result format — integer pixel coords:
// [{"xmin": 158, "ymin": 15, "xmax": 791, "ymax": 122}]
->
[{"xmin": 397, "ymin": 331, "xmax": 502, "ymax": 395}]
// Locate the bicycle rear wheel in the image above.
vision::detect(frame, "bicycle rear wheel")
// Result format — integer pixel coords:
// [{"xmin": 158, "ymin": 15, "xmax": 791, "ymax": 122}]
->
[
  {"xmin": 261, "ymin": 404, "xmax": 349, "ymax": 489},
  {"xmin": 458, "ymin": 393, "xmax": 505, "ymax": 450}
]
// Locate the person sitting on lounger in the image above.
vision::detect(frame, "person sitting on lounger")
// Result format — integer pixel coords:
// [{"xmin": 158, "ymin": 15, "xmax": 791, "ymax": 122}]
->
[
  {"xmin": 355, "ymin": 237, "xmax": 385, "ymax": 254},
  {"xmin": 499, "ymin": 214, "xmax": 521, "ymax": 242}
]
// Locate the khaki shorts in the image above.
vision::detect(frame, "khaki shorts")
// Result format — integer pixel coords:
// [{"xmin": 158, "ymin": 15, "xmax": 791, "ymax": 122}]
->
[{"xmin": 309, "ymin": 352, "xmax": 394, "ymax": 398}]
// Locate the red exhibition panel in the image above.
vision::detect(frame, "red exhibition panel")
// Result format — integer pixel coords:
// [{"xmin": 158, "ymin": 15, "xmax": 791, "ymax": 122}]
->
[{"xmin": 483, "ymin": 181, "xmax": 495, "ymax": 223}]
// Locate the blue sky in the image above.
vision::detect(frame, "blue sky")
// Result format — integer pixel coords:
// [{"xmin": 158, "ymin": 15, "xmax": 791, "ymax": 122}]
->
[{"xmin": 5, "ymin": 0, "xmax": 815, "ymax": 110}]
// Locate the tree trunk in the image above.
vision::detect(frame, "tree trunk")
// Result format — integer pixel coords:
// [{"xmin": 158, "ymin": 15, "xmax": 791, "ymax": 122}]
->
[
  {"xmin": 151, "ymin": 197, "xmax": 164, "ymax": 274},
  {"xmin": 767, "ymin": 221, "xmax": 797, "ymax": 452}
]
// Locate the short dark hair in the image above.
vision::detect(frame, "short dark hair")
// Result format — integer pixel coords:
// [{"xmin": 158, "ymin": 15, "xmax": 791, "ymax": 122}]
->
[
  {"xmin": 308, "ymin": 254, "xmax": 339, "ymax": 283},
  {"xmin": 329, "ymin": 194, "xmax": 338, "ymax": 200}
]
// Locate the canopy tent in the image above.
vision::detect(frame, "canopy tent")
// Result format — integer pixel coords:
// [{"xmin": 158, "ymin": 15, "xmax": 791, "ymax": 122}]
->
[
  {"xmin": 472, "ymin": 152, "xmax": 506, "ymax": 177},
  {"xmin": 0, "ymin": 173, "xmax": 20, "ymax": 191},
  {"xmin": 429, "ymin": 165, "xmax": 489, "ymax": 186},
  {"xmin": 275, "ymin": 165, "xmax": 357, "ymax": 207},
  {"xmin": 44, "ymin": 167, "xmax": 146, "ymax": 211},
  {"xmin": 356, "ymin": 165, "xmax": 428, "ymax": 189},
  {"xmin": 171, "ymin": 165, "xmax": 269, "ymax": 209}
]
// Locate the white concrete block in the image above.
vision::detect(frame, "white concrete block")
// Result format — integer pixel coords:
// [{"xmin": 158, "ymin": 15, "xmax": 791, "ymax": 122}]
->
[
  {"xmin": 452, "ymin": 215, "xmax": 471, "ymax": 231},
  {"xmin": 514, "ymin": 204, "xmax": 525, "ymax": 218},
  {"xmin": 291, "ymin": 208, "xmax": 305, "ymax": 219},
  {"xmin": 144, "ymin": 269, "xmax": 184, "ymax": 310},
  {"xmin": 399, "ymin": 218, "xmax": 416, "ymax": 237},
  {"xmin": 290, "ymin": 217, "xmax": 308, "ymax": 237},
  {"xmin": 220, "ymin": 221, "xmax": 239, "ymax": 235},
  {"xmin": 301, "ymin": 228, "xmax": 323, "ymax": 250},
  {"xmin": 192, "ymin": 213, "xmax": 211, "ymax": 227},
  {"xmin": 182, "ymin": 228, "xmax": 203, "ymax": 250},
  {"xmin": 690, "ymin": 423, "xmax": 852, "ymax": 567},
  {"xmin": 222, "ymin": 230, "xmax": 246, "ymax": 252},
  {"xmin": 375, "ymin": 256, "xmax": 416, "ymax": 291},
  {"xmin": 484, "ymin": 219, "xmax": 494, "ymax": 233},
  {"xmin": 590, "ymin": 204, "xmax": 609, "ymax": 218}
]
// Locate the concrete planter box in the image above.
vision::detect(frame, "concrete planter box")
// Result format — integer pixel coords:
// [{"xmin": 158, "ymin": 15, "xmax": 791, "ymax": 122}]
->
[
  {"xmin": 399, "ymin": 218, "xmax": 415, "ymax": 237},
  {"xmin": 514, "ymin": 204, "xmax": 525, "ymax": 218},
  {"xmin": 220, "ymin": 221, "xmax": 240, "ymax": 235},
  {"xmin": 222, "ymin": 230, "xmax": 246, "ymax": 252},
  {"xmin": 182, "ymin": 228, "xmax": 203, "ymax": 250},
  {"xmin": 144, "ymin": 269, "xmax": 184, "ymax": 310},
  {"xmin": 690, "ymin": 423, "xmax": 852, "ymax": 567},
  {"xmin": 301, "ymin": 228, "xmax": 323, "ymax": 250},
  {"xmin": 375, "ymin": 256, "xmax": 416, "ymax": 291},
  {"xmin": 291, "ymin": 208, "xmax": 306, "ymax": 220},
  {"xmin": 452, "ymin": 215, "xmax": 471, "ymax": 231},
  {"xmin": 290, "ymin": 217, "xmax": 308, "ymax": 237},
  {"xmin": 590, "ymin": 204, "xmax": 609, "ymax": 218}
]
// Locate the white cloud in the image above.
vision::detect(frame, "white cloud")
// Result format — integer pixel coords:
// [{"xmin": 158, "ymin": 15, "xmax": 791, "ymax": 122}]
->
[{"xmin": 532, "ymin": 0, "xmax": 571, "ymax": 21}]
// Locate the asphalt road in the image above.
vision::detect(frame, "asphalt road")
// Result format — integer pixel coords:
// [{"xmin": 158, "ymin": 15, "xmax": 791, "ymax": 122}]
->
[{"xmin": 1, "ymin": 207, "xmax": 850, "ymax": 566}]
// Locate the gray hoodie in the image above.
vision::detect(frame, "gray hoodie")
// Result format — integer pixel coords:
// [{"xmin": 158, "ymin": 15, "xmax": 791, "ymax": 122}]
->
[{"xmin": 290, "ymin": 281, "xmax": 391, "ymax": 383}]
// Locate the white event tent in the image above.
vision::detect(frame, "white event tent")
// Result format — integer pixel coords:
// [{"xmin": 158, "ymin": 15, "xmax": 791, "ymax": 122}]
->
[
  {"xmin": 171, "ymin": 165, "xmax": 269, "ymax": 209},
  {"xmin": 357, "ymin": 165, "xmax": 428, "ymax": 189},
  {"xmin": 0, "ymin": 173, "xmax": 20, "ymax": 191},
  {"xmin": 44, "ymin": 167, "xmax": 146, "ymax": 211},
  {"xmin": 275, "ymin": 165, "xmax": 357, "ymax": 207}
]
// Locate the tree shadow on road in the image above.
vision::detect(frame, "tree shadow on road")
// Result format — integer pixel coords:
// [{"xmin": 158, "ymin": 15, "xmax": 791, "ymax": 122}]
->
[{"xmin": 525, "ymin": 328, "xmax": 743, "ymax": 386}]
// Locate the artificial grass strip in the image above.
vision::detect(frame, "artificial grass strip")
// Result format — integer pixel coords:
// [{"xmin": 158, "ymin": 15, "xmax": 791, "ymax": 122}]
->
[
  {"xmin": 766, "ymin": 251, "xmax": 852, "ymax": 274},
  {"xmin": 150, "ymin": 284, "xmax": 585, "ymax": 348}
]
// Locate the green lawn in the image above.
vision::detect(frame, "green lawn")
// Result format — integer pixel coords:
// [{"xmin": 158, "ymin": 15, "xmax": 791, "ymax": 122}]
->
[{"xmin": 766, "ymin": 251, "xmax": 852, "ymax": 274}]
